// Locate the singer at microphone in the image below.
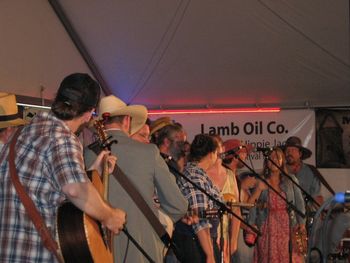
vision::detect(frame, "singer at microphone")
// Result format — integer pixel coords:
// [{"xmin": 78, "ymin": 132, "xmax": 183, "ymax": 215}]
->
[
  {"xmin": 255, "ymin": 146, "xmax": 275, "ymax": 153},
  {"xmin": 220, "ymin": 145, "xmax": 245, "ymax": 159}
]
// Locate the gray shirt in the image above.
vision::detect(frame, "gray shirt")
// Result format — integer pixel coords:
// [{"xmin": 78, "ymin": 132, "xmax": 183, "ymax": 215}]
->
[
  {"xmin": 291, "ymin": 163, "xmax": 322, "ymax": 198},
  {"xmin": 84, "ymin": 130, "xmax": 187, "ymax": 263}
]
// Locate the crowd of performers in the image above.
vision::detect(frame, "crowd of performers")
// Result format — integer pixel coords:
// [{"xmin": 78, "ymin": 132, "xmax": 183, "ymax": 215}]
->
[{"xmin": 0, "ymin": 73, "xmax": 349, "ymax": 263}]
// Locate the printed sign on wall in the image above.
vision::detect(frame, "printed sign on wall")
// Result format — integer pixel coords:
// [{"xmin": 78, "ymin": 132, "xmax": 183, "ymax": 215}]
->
[
  {"xmin": 316, "ymin": 109, "xmax": 350, "ymax": 168},
  {"xmin": 150, "ymin": 109, "xmax": 315, "ymax": 169}
]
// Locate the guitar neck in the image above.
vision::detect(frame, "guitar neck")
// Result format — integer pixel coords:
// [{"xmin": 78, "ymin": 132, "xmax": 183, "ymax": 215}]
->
[
  {"xmin": 102, "ymin": 157, "xmax": 110, "ymax": 201},
  {"xmin": 187, "ymin": 209, "xmax": 219, "ymax": 219}
]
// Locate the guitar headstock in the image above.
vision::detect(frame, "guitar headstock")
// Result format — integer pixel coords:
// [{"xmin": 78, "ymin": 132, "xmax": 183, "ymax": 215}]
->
[
  {"xmin": 93, "ymin": 120, "xmax": 108, "ymax": 144},
  {"xmin": 88, "ymin": 120, "xmax": 117, "ymax": 154}
]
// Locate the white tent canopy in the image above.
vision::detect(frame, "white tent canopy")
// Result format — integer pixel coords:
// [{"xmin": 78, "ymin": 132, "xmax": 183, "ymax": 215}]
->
[{"xmin": 1, "ymin": 0, "xmax": 349, "ymax": 109}]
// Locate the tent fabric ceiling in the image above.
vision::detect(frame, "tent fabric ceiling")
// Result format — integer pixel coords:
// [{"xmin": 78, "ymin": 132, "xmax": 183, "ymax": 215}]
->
[
  {"xmin": 0, "ymin": 1, "xmax": 92, "ymax": 100},
  {"xmin": 1, "ymin": 0, "xmax": 349, "ymax": 109}
]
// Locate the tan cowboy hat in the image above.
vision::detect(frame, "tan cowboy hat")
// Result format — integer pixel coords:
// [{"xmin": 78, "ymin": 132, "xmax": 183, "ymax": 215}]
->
[
  {"xmin": 149, "ymin": 117, "xmax": 174, "ymax": 135},
  {"xmin": 0, "ymin": 92, "xmax": 26, "ymax": 129},
  {"xmin": 280, "ymin": 136, "xmax": 312, "ymax": 160},
  {"xmin": 99, "ymin": 95, "xmax": 148, "ymax": 135}
]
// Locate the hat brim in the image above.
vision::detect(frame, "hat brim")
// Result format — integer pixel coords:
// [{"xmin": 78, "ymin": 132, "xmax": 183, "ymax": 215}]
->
[
  {"xmin": 103, "ymin": 105, "xmax": 148, "ymax": 135},
  {"xmin": 150, "ymin": 118, "xmax": 174, "ymax": 135},
  {"xmin": 299, "ymin": 147, "xmax": 312, "ymax": 160},
  {"xmin": 128, "ymin": 105, "xmax": 148, "ymax": 135},
  {"xmin": 280, "ymin": 145, "xmax": 312, "ymax": 160},
  {"xmin": 0, "ymin": 118, "xmax": 26, "ymax": 129}
]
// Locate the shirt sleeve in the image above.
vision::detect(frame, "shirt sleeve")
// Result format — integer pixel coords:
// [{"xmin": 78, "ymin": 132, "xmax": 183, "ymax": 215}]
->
[
  {"xmin": 310, "ymin": 174, "xmax": 322, "ymax": 197},
  {"xmin": 152, "ymin": 146, "xmax": 188, "ymax": 222},
  {"xmin": 50, "ymin": 134, "xmax": 88, "ymax": 187},
  {"xmin": 291, "ymin": 176, "xmax": 306, "ymax": 225},
  {"xmin": 179, "ymin": 170, "xmax": 212, "ymax": 234}
]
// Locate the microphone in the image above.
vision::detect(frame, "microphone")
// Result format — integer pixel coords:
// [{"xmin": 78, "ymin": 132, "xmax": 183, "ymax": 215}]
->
[
  {"xmin": 220, "ymin": 146, "xmax": 245, "ymax": 159},
  {"xmin": 255, "ymin": 147, "xmax": 274, "ymax": 153},
  {"xmin": 334, "ymin": 191, "xmax": 350, "ymax": 203}
]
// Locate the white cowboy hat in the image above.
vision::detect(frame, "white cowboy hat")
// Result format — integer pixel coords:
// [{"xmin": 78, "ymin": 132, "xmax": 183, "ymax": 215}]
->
[
  {"xmin": 0, "ymin": 92, "xmax": 26, "ymax": 129},
  {"xmin": 99, "ymin": 95, "xmax": 148, "ymax": 135}
]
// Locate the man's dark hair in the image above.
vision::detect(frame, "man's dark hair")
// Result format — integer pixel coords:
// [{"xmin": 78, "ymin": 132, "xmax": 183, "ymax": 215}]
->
[
  {"xmin": 151, "ymin": 124, "xmax": 182, "ymax": 147},
  {"xmin": 103, "ymin": 115, "xmax": 127, "ymax": 126},
  {"xmin": 51, "ymin": 73, "xmax": 100, "ymax": 120},
  {"xmin": 189, "ymin": 134, "xmax": 218, "ymax": 162}
]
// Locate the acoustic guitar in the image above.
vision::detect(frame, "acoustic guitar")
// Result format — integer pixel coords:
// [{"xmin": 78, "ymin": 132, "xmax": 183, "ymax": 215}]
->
[{"xmin": 56, "ymin": 120, "xmax": 116, "ymax": 263}]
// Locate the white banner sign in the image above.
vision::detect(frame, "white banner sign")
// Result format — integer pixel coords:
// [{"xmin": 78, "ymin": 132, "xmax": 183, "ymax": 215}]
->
[{"xmin": 150, "ymin": 109, "xmax": 315, "ymax": 169}]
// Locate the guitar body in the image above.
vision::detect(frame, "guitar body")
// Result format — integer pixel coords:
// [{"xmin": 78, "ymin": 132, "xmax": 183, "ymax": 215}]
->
[{"xmin": 56, "ymin": 170, "xmax": 113, "ymax": 263}]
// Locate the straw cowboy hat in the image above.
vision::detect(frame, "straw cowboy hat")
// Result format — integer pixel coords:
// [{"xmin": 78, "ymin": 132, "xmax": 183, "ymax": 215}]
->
[
  {"xmin": 281, "ymin": 136, "xmax": 312, "ymax": 160},
  {"xmin": 149, "ymin": 117, "xmax": 174, "ymax": 135},
  {"xmin": 0, "ymin": 92, "xmax": 26, "ymax": 129},
  {"xmin": 99, "ymin": 95, "xmax": 148, "ymax": 135}
]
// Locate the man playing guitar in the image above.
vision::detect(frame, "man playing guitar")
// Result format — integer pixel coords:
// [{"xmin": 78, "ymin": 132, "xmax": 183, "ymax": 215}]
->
[{"xmin": 0, "ymin": 73, "xmax": 126, "ymax": 262}]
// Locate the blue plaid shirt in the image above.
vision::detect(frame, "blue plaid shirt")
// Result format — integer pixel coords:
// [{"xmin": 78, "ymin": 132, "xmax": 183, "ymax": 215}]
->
[
  {"xmin": 0, "ymin": 112, "xmax": 88, "ymax": 262},
  {"xmin": 177, "ymin": 162, "xmax": 222, "ymax": 234}
]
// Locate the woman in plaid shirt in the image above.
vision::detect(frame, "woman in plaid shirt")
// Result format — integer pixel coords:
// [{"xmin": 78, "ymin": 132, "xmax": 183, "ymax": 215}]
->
[{"xmin": 174, "ymin": 134, "xmax": 222, "ymax": 263}]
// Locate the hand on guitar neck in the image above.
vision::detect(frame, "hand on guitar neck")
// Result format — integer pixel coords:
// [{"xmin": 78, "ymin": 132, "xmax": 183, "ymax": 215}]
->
[{"xmin": 87, "ymin": 150, "xmax": 117, "ymax": 175}]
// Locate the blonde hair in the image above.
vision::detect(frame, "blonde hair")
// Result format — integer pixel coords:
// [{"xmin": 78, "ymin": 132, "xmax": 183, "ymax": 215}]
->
[{"xmin": 263, "ymin": 147, "xmax": 288, "ymax": 177}]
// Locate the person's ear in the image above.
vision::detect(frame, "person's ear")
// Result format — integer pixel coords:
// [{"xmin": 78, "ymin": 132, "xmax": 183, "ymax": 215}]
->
[{"xmin": 164, "ymin": 137, "xmax": 171, "ymax": 147}]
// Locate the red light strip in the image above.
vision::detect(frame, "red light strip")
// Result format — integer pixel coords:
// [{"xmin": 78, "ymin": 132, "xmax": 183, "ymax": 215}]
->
[{"xmin": 148, "ymin": 107, "xmax": 280, "ymax": 115}]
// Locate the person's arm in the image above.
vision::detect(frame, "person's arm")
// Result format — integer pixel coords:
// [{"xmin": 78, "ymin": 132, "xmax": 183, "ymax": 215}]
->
[
  {"xmin": 62, "ymin": 182, "xmax": 126, "ymax": 234},
  {"xmin": 153, "ymin": 146, "xmax": 188, "ymax": 221},
  {"xmin": 291, "ymin": 175, "xmax": 306, "ymax": 225},
  {"xmin": 52, "ymin": 135, "xmax": 125, "ymax": 233},
  {"xmin": 248, "ymin": 180, "xmax": 267, "ymax": 204},
  {"xmin": 229, "ymin": 172, "xmax": 241, "ymax": 254},
  {"xmin": 197, "ymin": 227, "xmax": 216, "ymax": 263},
  {"xmin": 230, "ymin": 207, "xmax": 241, "ymax": 254}
]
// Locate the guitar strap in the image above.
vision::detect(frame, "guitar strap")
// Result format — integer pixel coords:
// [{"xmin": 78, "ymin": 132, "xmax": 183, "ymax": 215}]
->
[
  {"xmin": 306, "ymin": 164, "xmax": 335, "ymax": 195},
  {"xmin": 8, "ymin": 127, "xmax": 64, "ymax": 263},
  {"xmin": 112, "ymin": 166, "xmax": 172, "ymax": 248}
]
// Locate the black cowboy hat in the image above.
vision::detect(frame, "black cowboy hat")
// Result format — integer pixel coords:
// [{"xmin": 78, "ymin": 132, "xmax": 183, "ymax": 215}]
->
[{"xmin": 281, "ymin": 136, "xmax": 312, "ymax": 160}]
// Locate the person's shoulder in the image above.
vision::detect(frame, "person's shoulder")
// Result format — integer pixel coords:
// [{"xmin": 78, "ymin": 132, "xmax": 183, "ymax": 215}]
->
[
  {"xmin": 301, "ymin": 163, "xmax": 323, "ymax": 181},
  {"xmin": 140, "ymin": 142, "xmax": 160, "ymax": 155},
  {"xmin": 23, "ymin": 111, "xmax": 75, "ymax": 146},
  {"xmin": 224, "ymin": 166, "xmax": 234, "ymax": 176},
  {"xmin": 35, "ymin": 112, "xmax": 71, "ymax": 135},
  {"xmin": 184, "ymin": 162, "xmax": 202, "ymax": 176},
  {"xmin": 303, "ymin": 163, "xmax": 318, "ymax": 173},
  {"xmin": 123, "ymin": 138, "xmax": 159, "ymax": 154}
]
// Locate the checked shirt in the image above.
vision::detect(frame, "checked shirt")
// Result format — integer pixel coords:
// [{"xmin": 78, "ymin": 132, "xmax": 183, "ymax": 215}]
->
[
  {"xmin": 0, "ymin": 111, "xmax": 88, "ymax": 262},
  {"xmin": 176, "ymin": 162, "xmax": 222, "ymax": 234}
]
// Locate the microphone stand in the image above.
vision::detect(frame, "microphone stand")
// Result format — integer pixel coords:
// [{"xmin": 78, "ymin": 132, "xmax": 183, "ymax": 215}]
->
[
  {"xmin": 166, "ymin": 162, "xmax": 260, "ymax": 234},
  {"xmin": 233, "ymin": 151, "xmax": 305, "ymax": 219},
  {"xmin": 123, "ymin": 228, "xmax": 155, "ymax": 263},
  {"xmin": 260, "ymin": 152, "xmax": 301, "ymax": 263},
  {"xmin": 261, "ymin": 150, "xmax": 320, "ymax": 231},
  {"xmin": 232, "ymin": 148, "xmax": 306, "ymax": 263},
  {"xmin": 166, "ymin": 161, "xmax": 261, "ymax": 263}
]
